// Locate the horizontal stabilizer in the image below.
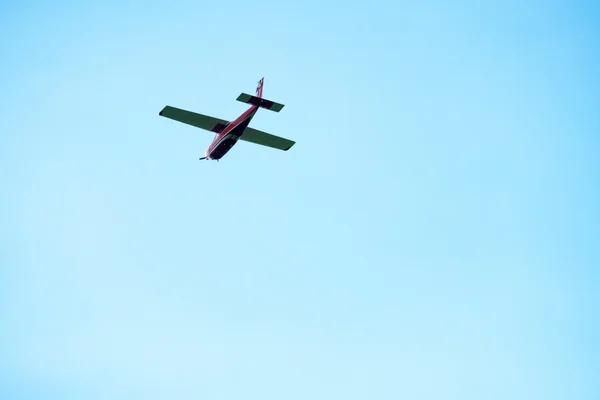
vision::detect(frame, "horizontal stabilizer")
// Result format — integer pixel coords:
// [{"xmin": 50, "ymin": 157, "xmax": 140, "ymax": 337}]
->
[
  {"xmin": 241, "ymin": 127, "xmax": 295, "ymax": 151},
  {"xmin": 236, "ymin": 93, "xmax": 285, "ymax": 112}
]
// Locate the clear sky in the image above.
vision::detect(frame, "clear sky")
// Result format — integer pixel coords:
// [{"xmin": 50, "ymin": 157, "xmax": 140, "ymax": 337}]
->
[{"xmin": 1, "ymin": 0, "xmax": 599, "ymax": 399}]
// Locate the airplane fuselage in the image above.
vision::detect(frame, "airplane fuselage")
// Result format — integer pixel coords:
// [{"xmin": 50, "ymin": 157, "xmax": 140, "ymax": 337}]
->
[{"xmin": 204, "ymin": 105, "xmax": 258, "ymax": 160}]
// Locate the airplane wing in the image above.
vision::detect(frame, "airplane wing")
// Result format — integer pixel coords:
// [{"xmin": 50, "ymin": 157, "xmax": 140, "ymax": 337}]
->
[
  {"xmin": 159, "ymin": 106, "xmax": 229, "ymax": 133},
  {"xmin": 241, "ymin": 127, "xmax": 295, "ymax": 151},
  {"xmin": 160, "ymin": 105, "xmax": 295, "ymax": 151}
]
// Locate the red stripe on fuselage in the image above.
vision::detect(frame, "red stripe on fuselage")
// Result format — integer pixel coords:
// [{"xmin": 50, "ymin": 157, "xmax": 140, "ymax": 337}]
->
[{"xmin": 206, "ymin": 105, "xmax": 258, "ymax": 160}]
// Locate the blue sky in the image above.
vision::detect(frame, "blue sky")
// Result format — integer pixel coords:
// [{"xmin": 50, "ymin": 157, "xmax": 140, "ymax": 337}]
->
[{"xmin": 1, "ymin": 0, "xmax": 599, "ymax": 399}]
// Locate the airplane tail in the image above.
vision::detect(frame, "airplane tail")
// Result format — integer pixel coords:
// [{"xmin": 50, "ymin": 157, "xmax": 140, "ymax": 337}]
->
[
  {"xmin": 236, "ymin": 77, "xmax": 285, "ymax": 112},
  {"xmin": 256, "ymin": 77, "xmax": 264, "ymax": 98}
]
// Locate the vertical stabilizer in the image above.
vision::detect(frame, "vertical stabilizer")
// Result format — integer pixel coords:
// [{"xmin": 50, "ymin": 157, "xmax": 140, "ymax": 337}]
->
[{"xmin": 256, "ymin": 77, "xmax": 264, "ymax": 98}]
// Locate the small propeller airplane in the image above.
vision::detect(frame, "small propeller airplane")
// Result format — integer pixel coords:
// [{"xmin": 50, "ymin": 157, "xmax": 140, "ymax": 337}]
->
[{"xmin": 158, "ymin": 77, "xmax": 295, "ymax": 161}]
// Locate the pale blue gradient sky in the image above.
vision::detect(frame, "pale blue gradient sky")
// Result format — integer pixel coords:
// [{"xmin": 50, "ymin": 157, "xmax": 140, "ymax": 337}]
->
[{"xmin": 1, "ymin": 1, "xmax": 599, "ymax": 399}]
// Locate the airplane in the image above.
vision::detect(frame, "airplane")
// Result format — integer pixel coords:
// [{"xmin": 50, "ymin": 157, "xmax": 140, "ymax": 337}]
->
[{"xmin": 158, "ymin": 77, "xmax": 295, "ymax": 161}]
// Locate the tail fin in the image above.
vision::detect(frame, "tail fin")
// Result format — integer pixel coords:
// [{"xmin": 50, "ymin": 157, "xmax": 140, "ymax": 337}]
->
[
  {"xmin": 256, "ymin": 77, "xmax": 264, "ymax": 98},
  {"xmin": 237, "ymin": 77, "xmax": 284, "ymax": 112}
]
